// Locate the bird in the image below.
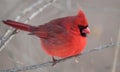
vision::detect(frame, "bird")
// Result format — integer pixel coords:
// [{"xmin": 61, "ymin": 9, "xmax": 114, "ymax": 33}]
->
[{"xmin": 2, "ymin": 9, "xmax": 90, "ymax": 61}]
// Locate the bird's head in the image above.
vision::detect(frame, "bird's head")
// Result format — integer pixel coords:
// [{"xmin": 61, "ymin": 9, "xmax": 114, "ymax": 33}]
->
[{"xmin": 74, "ymin": 9, "xmax": 90, "ymax": 37}]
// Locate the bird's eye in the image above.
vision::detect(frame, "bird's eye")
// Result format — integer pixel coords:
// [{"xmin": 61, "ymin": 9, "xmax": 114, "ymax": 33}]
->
[{"xmin": 78, "ymin": 25, "xmax": 88, "ymax": 37}]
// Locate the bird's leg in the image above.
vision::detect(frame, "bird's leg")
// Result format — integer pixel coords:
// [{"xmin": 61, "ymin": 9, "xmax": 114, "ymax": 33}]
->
[
  {"xmin": 52, "ymin": 56, "xmax": 58, "ymax": 66},
  {"xmin": 74, "ymin": 56, "xmax": 79, "ymax": 63},
  {"xmin": 74, "ymin": 54, "xmax": 80, "ymax": 63}
]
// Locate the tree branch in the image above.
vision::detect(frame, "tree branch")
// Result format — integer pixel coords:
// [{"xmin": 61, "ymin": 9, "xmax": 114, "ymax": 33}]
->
[
  {"xmin": 0, "ymin": 0, "xmax": 119, "ymax": 72},
  {"xmin": 0, "ymin": 42, "xmax": 119, "ymax": 72},
  {"xmin": 0, "ymin": 0, "xmax": 56, "ymax": 52}
]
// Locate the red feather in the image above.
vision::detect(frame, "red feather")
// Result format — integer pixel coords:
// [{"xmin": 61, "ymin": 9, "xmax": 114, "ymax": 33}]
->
[{"xmin": 2, "ymin": 9, "xmax": 90, "ymax": 58}]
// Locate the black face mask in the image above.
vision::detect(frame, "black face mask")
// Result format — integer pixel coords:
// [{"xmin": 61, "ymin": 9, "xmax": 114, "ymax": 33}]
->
[{"xmin": 78, "ymin": 25, "xmax": 88, "ymax": 37}]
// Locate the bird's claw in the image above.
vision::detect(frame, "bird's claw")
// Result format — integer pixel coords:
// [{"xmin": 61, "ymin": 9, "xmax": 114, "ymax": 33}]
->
[{"xmin": 52, "ymin": 57, "xmax": 58, "ymax": 66}]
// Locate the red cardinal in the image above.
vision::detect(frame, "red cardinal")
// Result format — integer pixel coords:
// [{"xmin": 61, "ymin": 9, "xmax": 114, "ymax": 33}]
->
[{"xmin": 2, "ymin": 9, "xmax": 90, "ymax": 59}]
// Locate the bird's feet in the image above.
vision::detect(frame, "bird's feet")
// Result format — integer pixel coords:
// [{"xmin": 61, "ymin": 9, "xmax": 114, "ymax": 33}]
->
[
  {"xmin": 73, "ymin": 54, "xmax": 80, "ymax": 63},
  {"xmin": 52, "ymin": 56, "xmax": 58, "ymax": 66},
  {"xmin": 51, "ymin": 54, "xmax": 80, "ymax": 66}
]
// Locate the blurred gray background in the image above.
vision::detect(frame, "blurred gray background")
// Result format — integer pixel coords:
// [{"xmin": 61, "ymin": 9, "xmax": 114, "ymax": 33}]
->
[{"xmin": 0, "ymin": 0, "xmax": 120, "ymax": 72}]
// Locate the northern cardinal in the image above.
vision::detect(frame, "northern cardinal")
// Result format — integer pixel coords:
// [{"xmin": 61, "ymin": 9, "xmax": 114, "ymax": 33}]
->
[{"xmin": 2, "ymin": 9, "xmax": 90, "ymax": 59}]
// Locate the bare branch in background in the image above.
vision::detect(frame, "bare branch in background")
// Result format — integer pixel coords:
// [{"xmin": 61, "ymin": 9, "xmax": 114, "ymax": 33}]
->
[
  {"xmin": 112, "ymin": 27, "xmax": 120, "ymax": 72},
  {"xmin": 0, "ymin": 41, "xmax": 119, "ymax": 72},
  {"xmin": 0, "ymin": 0, "xmax": 56, "ymax": 52}
]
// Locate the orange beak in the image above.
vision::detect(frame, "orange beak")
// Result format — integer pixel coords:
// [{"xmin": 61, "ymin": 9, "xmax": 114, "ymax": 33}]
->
[{"xmin": 82, "ymin": 27, "xmax": 90, "ymax": 34}]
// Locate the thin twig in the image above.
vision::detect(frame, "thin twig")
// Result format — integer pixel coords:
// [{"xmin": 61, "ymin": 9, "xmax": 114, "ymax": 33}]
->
[
  {"xmin": 112, "ymin": 27, "xmax": 120, "ymax": 72},
  {"xmin": 15, "ymin": 0, "xmax": 44, "ymax": 21},
  {"xmin": 0, "ymin": 42, "xmax": 119, "ymax": 72},
  {"xmin": 0, "ymin": 29, "xmax": 18, "ymax": 52},
  {"xmin": 0, "ymin": 0, "xmax": 56, "ymax": 52}
]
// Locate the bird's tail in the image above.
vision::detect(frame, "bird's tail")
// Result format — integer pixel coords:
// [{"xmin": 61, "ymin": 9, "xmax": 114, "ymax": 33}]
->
[{"xmin": 2, "ymin": 20, "xmax": 36, "ymax": 32}]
